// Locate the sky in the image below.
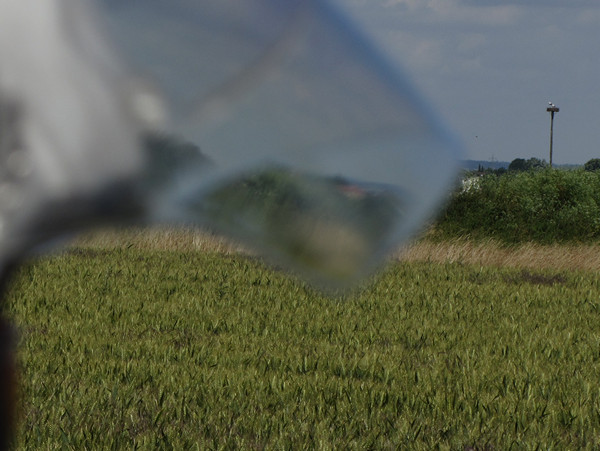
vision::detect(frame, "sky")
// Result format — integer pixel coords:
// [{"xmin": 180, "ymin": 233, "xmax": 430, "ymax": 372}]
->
[{"xmin": 330, "ymin": 0, "xmax": 600, "ymax": 165}]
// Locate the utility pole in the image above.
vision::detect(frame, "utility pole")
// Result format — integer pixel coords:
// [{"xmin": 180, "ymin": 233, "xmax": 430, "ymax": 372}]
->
[{"xmin": 547, "ymin": 102, "xmax": 559, "ymax": 168}]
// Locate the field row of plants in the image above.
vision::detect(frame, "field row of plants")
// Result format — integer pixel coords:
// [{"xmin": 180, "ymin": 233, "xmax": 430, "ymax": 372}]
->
[
  {"xmin": 5, "ymin": 248, "xmax": 600, "ymax": 448},
  {"xmin": 435, "ymin": 168, "xmax": 600, "ymax": 243}
]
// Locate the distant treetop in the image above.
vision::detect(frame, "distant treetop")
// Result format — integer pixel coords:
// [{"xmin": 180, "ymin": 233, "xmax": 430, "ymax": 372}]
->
[
  {"xmin": 508, "ymin": 157, "xmax": 548, "ymax": 172},
  {"xmin": 584, "ymin": 158, "xmax": 600, "ymax": 172}
]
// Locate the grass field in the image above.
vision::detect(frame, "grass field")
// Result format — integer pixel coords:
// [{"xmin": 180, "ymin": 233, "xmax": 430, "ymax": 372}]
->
[{"xmin": 4, "ymin": 227, "xmax": 600, "ymax": 448}]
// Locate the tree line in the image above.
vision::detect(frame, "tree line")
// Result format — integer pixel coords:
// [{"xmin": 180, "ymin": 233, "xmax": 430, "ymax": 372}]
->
[{"xmin": 474, "ymin": 157, "xmax": 600, "ymax": 176}]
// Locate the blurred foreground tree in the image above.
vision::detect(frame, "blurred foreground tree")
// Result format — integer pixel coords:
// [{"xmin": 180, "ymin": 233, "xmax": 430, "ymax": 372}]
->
[{"xmin": 143, "ymin": 133, "xmax": 213, "ymax": 188}]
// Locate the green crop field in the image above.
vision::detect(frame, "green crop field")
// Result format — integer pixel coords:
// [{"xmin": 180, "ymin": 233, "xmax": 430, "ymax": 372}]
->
[{"xmin": 4, "ymin": 242, "xmax": 600, "ymax": 449}]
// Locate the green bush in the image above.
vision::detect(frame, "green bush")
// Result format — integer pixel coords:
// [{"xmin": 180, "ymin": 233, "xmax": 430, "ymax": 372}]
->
[{"xmin": 436, "ymin": 169, "xmax": 600, "ymax": 243}]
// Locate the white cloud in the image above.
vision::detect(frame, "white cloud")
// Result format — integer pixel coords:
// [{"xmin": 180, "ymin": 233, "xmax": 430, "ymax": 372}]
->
[
  {"xmin": 411, "ymin": 38, "xmax": 444, "ymax": 71},
  {"xmin": 457, "ymin": 33, "xmax": 487, "ymax": 54},
  {"xmin": 460, "ymin": 0, "xmax": 600, "ymax": 7},
  {"xmin": 575, "ymin": 8, "xmax": 600, "ymax": 24},
  {"xmin": 382, "ymin": 0, "xmax": 421, "ymax": 11},
  {"xmin": 332, "ymin": 0, "xmax": 600, "ymax": 163},
  {"xmin": 382, "ymin": 0, "xmax": 522, "ymax": 26}
]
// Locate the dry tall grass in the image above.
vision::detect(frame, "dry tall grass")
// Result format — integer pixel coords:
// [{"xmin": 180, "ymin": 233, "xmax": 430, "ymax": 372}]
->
[
  {"xmin": 398, "ymin": 238, "xmax": 600, "ymax": 272},
  {"xmin": 72, "ymin": 226, "xmax": 248, "ymax": 254},
  {"xmin": 71, "ymin": 226, "xmax": 600, "ymax": 273}
]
